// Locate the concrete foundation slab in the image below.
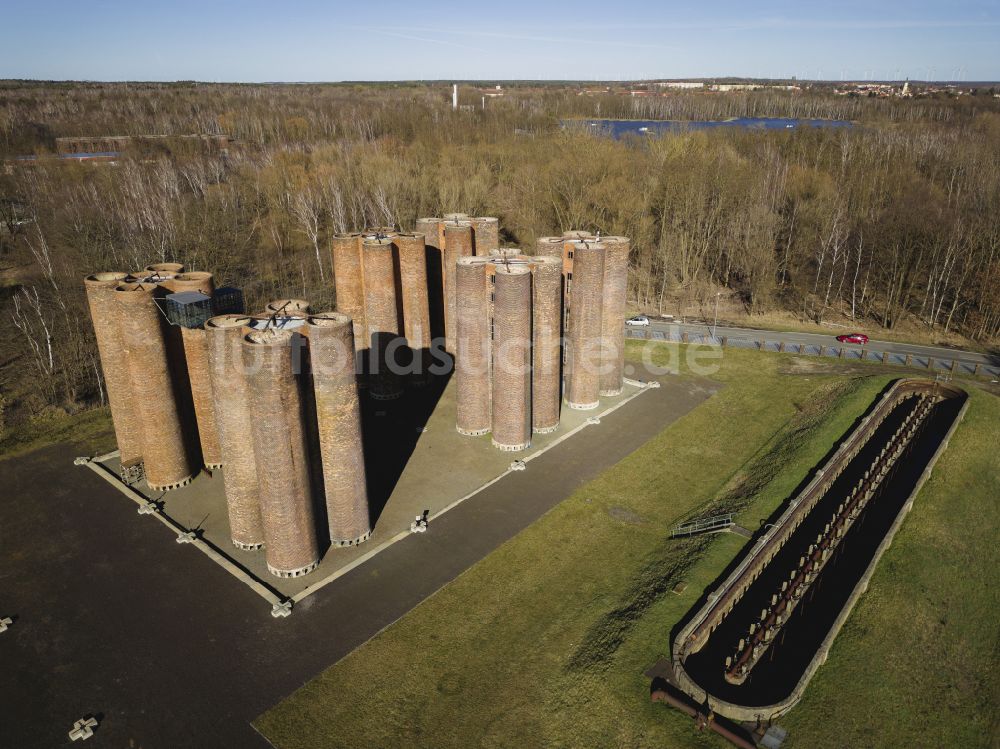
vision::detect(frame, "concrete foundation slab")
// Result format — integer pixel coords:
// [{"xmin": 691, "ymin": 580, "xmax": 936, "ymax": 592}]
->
[
  {"xmin": 3, "ymin": 367, "xmax": 717, "ymax": 748},
  {"xmin": 89, "ymin": 375, "xmax": 658, "ymax": 605}
]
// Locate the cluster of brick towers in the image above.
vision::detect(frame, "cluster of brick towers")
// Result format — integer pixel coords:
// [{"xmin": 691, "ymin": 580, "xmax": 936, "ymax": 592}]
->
[
  {"xmin": 84, "ymin": 214, "xmax": 630, "ymax": 577},
  {"xmin": 84, "ymin": 268, "xmax": 369, "ymax": 578},
  {"xmin": 450, "ymin": 232, "xmax": 631, "ymax": 451}
]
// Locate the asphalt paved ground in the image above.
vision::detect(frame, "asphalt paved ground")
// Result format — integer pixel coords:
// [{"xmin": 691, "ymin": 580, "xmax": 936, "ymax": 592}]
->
[
  {"xmin": 629, "ymin": 320, "xmax": 1000, "ymax": 377},
  {"xmin": 0, "ymin": 374, "xmax": 717, "ymax": 749}
]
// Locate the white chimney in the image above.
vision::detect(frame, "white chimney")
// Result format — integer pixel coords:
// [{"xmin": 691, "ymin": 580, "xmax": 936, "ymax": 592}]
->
[{"xmin": 452, "ymin": 84, "xmax": 458, "ymax": 110}]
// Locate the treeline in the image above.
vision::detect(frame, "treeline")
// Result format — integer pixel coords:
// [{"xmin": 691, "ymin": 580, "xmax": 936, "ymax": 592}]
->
[
  {"xmin": 551, "ymin": 88, "xmax": 999, "ymax": 125},
  {"xmin": 0, "ymin": 82, "xmax": 998, "ymax": 432},
  {"xmin": 4, "ymin": 80, "xmax": 999, "ymax": 155}
]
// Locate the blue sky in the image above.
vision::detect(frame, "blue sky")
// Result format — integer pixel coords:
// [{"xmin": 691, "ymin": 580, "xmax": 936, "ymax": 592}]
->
[{"xmin": 2, "ymin": 1, "xmax": 998, "ymax": 82}]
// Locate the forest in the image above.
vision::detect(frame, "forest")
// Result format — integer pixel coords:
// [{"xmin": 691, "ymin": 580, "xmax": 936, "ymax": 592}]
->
[{"xmin": 1, "ymin": 80, "xmax": 999, "ymax": 434}]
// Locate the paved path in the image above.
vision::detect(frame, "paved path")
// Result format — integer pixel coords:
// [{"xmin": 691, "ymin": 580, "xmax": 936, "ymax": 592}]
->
[
  {"xmin": 0, "ymin": 375, "xmax": 717, "ymax": 749},
  {"xmin": 632, "ymin": 320, "xmax": 1000, "ymax": 377}
]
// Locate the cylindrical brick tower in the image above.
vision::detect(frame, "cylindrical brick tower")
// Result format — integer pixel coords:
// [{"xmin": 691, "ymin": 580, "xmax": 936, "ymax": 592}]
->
[
  {"xmin": 242, "ymin": 328, "xmax": 319, "ymax": 577},
  {"xmin": 599, "ymin": 236, "xmax": 631, "ymax": 396},
  {"xmin": 129, "ymin": 270, "xmax": 177, "ymax": 284},
  {"xmin": 115, "ymin": 282, "xmax": 198, "ymax": 490},
  {"xmin": 443, "ymin": 222, "xmax": 474, "ymax": 353},
  {"xmin": 455, "ymin": 257, "xmax": 491, "ymax": 436},
  {"xmin": 414, "ymin": 218, "xmax": 446, "ymax": 255},
  {"xmin": 165, "ymin": 271, "xmax": 214, "ymax": 295},
  {"xmin": 394, "ymin": 232, "xmax": 432, "ymax": 384},
  {"xmin": 530, "ymin": 256, "xmax": 563, "ymax": 433},
  {"xmin": 491, "ymin": 265, "xmax": 532, "ymax": 451},
  {"xmin": 561, "ymin": 231, "xmax": 596, "ymax": 310},
  {"xmin": 415, "ymin": 218, "xmax": 447, "ymax": 348},
  {"xmin": 565, "ymin": 241, "xmax": 605, "ymax": 410},
  {"xmin": 488, "ymin": 248, "xmax": 512, "ymax": 259},
  {"xmin": 145, "ymin": 262, "xmax": 185, "ymax": 274},
  {"xmin": 205, "ymin": 314, "xmax": 265, "ymax": 549},
  {"xmin": 470, "ymin": 217, "xmax": 499, "ymax": 255},
  {"xmin": 306, "ymin": 313, "xmax": 371, "ymax": 546},
  {"xmin": 165, "ymin": 271, "xmax": 222, "ymax": 468},
  {"xmin": 332, "ymin": 232, "xmax": 367, "ymax": 352},
  {"xmin": 158, "ymin": 277, "xmax": 205, "ymax": 474},
  {"xmin": 535, "ymin": 236, "xmax": 564, "ymax": 256},
  {"xmin": 84, "ymin": 272, "xmax": 143, "ymax": 466},
  {"xmin": 265, "ymin": 298, "xmax": 310, "ymax": 316},
  {"xmin": 362, "ymin": 236, "xmax": 403, "ymax": 400},
  {"xmin": 180, "ymin": 327, "xmax": 222, "ymax": 468}
]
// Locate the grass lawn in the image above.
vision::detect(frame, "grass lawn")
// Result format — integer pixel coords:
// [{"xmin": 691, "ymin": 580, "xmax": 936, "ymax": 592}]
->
[
  {"xmin": 250, "ymin": 343, "xmax": 997, "ymax": 748},
  {"xmin": 0, "ymin": 406, "xmax": 115, "ymax": 461}
]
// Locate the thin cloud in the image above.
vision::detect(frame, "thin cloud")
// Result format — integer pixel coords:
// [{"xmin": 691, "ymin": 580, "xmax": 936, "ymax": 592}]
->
[
  {"xmin": 350, "ymin": 27, "xmax": 479, "ymax": 51},
  {"xmin": 562, "ymin": 17, "xmax": 1000, "ymax": 32},
  {"xmin": 377, "ymin": 26, "xmax": 677, "ymax": 51}
]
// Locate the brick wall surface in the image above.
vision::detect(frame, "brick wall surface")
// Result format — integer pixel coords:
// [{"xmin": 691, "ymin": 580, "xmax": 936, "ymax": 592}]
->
[
  {"xmin": 394, "ymin": 232, "xmax": 432, "ymax": 384},
  {"xmin": 180, "ymin": 326, "xmax": 222, "ymax": 467},
  {"xmin": 242, "ymin": 328, "xmax": 320, "ymax": 577},
  {"xmin": 332, "ymin": 233, "xmax": 367, "ymax": 353},
  {"xmin": 164, "ymin": 271, "xmax": 214, "ymax": 295},
  {"xmin": 565, "ymin": 242, "xmax": 605, "ymax": 410},
  {"xmin": 469, "ymin": 216, "xmax": 500, "ymax": 255},
  {"xmin": 394, "ymin": 232, "xmax": 431, "ymax": 349},
  {"xmin": 491, "ymin": 265, "xmax": 532, "ymax": 450},
  {"xmin": 455, "ymin": 257, "xmax": 491, "ymax": 435},
  {"xmin": 307, "ymin": 313, "xmax": 371, "ymax": 545},
  {"xmin": 535, "ymin": 236, "xmax": 564, "ymax": 256},
  {"xmin": 530, "ymin": 256, "xmax": 564, "ymax": 432},
  {"xmin": 362, "ymin": 237, "xmax": 403, "ymax": 400},
  {"xmin": 264, "ymin": 299, "xmax": 311, "ymax": 316},
  {"xmin": 414, "ymin": 218, "xmax": 446, "ymax": 255},
  {"xmin": 159, "ymin": 272, "xmax": 223, "ymax": 467},
  {"xmin": 205, "ymin": 315, "xmax": 265, "ymax": 549},
  {"xmin": 114, "ymin": 282, "xmax": 198, "ymax": 489},
  {"xmin": 443, "ymin": 221, "xmax": 474, "ymax": 353},
  {"xmin": 599, "ymin": 237, "xmax": 630, "ymax": 396},
  {"xmin": 561, "ymin": 231, "xmax": 597, "ymax": 313},
  {"xmin": 144, "ymin": 262, "xmax": 185, "ymax": 274},
  {"xmin": 84, "ymin": 273, "xmax": 143, "ymax": 465}
]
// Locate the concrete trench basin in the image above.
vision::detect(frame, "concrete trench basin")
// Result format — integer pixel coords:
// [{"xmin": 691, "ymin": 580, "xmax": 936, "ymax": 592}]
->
[{"xmin": 670, "ymin": 379, "xmax": 968, "ymax": 721}]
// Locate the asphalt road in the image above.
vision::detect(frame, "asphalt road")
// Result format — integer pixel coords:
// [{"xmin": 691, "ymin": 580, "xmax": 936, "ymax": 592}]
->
[
  {"xmin": 0, "ymin": 374, "xmax": 718, "ymax": 749},
  {"xmin": 629, "ymin": 319, "xmax": 1000, "ymax": 377}
]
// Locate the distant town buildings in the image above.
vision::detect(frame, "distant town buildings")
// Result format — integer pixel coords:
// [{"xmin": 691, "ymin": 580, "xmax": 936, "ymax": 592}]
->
[
  {"xmin": 617, "ymin": 81, "xmax": 803, "ymax": 97},
  {"xmin": 654, "ymin": 81, "xmax": 704, "ymax": 89},
  {"xmin": 710, "ymin": 83, "xmax": 762, "ymax": 92},
  {"xmin": 831, "ymin": 79, "xmax": 980, "ymax": 98}
]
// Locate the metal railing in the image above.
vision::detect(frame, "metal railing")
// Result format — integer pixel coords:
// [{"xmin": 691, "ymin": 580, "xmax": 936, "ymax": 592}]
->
[{"xmin": 671, "ymin": 514, "xmax": 734, "ymax": 537}]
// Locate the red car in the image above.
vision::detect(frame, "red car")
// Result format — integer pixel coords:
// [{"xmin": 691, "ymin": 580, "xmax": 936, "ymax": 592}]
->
[{"xmin": 836, "ymin": 333, "xmax": 869, "ymax": 345}]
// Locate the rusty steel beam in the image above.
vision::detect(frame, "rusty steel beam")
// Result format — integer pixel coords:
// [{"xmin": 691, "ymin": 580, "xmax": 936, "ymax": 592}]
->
[
  {"xmin": 724, "ymin": 394, "xmax": 936, "ymax": 684},
  {"xmin": 651, "ymin": 689, "xmax": 756, "ymax": 749}
]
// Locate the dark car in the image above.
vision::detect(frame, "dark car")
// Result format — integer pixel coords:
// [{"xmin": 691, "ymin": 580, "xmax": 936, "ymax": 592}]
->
[{"xmin": 836, "ymin": 333, "xmax": 869, "ymax": 345}]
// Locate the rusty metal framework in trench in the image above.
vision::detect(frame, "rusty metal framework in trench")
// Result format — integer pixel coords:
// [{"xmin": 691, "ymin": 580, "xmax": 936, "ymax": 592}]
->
[{"xmin": 723, "ymin": 393, "xmax": 936, "ymax": 685}]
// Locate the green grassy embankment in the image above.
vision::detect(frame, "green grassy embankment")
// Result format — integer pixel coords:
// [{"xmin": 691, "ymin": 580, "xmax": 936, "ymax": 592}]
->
[
  {"xmin": 780, "ymin": 381, "xmax": 1000, "ymax": 747},
  {"xmin": 0, "ymin": 406, "xmax": 114, "ymax": 461},
  {"xmin": 253, "ymin": 344, "xmax": 997, "ymax": 748}
]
